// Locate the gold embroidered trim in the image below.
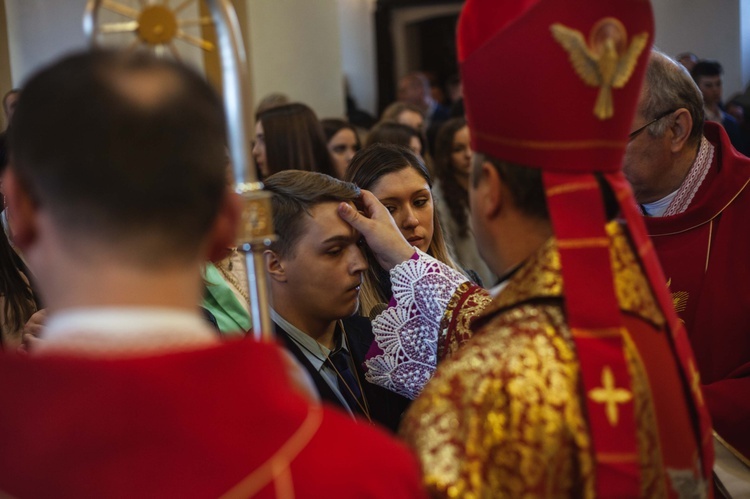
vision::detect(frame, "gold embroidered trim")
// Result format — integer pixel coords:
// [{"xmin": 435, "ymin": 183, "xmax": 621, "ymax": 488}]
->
[
  {"xmin": 649, "ymin": 176, "xmax": 750, "ymax": 237},
  {"xmin": 481, "ymin": 222, "xmax": 664, "ymax": 328},
  {"xmin": 474, "ymin": 130, "xmax": 625, "ymax": 150},
  {"xmin": 620, "ymin": 328, "xmax": 667, "ymax": 498},
  {"xmin": 637, "ymin": 239, "xmax": 654, "ymax": 259},
  {"xmin": 714, "ymin": 431, "xmax": 750, "ymax": 468},
  {"xmin": 687, "ymin": 360, "xmax": 704, "ymax": 407},
  {"xmin": 557, "ymin": 237, "xmax": 609, "ymax": 249},
  {"xmin": 220, "ymin": 404, "xmax": 324, "ymax": 499},
  {"xmin": 546, "ymin": 181, "xmax": 600, "ymax": 197},
  {"xmin": 438, "ymin": 282, "xmax": 492, "ymax": 361},
  {"xmin": 596, "ymin": 452, "xmax": 639, "ymax": 463},
  {"xmin": 704, "ymin": 220, "xmax": 713, "ymax": 273},
  {"xmin": 572, "ymin": 327, "xmax": 624, "ymax": 338}
]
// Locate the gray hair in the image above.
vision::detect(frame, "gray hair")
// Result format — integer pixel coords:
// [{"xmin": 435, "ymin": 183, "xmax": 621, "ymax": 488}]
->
[{"xmin": 641, "ymin": 50, "xmax": 704, "ymax": 146}]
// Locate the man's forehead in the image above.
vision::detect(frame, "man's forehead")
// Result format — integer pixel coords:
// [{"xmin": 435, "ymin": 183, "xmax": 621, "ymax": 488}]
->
[{"xmin": 299, "ymin": 200, "xmax": 358, "ymax": 240}]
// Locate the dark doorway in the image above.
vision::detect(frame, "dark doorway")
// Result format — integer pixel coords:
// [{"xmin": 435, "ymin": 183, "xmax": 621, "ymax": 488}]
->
[
  {"xmin": 412, "ymin": 13, "xmax": 459, "ymax": 103},
  {"xmin": 375, "ymin": 1, "xmax": 463, "ymax": 114}
]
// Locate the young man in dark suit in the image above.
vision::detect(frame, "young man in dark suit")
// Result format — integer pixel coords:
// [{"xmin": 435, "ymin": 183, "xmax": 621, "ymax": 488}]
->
[{"xmin": 263, "ymin": 170, "xmax": 409, "ymax": 432}]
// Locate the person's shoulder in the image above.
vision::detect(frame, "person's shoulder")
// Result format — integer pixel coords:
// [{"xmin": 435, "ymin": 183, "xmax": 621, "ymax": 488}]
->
[
  {"xmin": 432, "ymin": 103, "xmax": 451, "ymax": 120},
  {"xmin": 437, "ymin": 301, "xmax": 571, "ymax": 381},
  {"xmin": 302, "ymin": 406, "xmax": 426, "ymax": 498}
]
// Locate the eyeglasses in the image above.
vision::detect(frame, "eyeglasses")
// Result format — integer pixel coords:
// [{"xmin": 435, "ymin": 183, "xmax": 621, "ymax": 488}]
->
[{"xmin": 628, "ymin": 109, "xmax": 677, "ymax": 141}]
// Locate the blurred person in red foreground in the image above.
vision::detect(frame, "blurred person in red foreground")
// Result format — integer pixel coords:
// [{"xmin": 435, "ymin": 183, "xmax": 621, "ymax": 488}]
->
[
  {"xmin": 340, "ymin": 0, "xmax": 714, "ymax": 496},
  {"xmin": 0, "ymin": 50, "xmax": 424, "ymax": 498}
]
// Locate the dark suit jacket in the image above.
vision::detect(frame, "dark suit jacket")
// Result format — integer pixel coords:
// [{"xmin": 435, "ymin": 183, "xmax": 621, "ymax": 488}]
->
[{"xmin": 275, "ymin": 316, "xmax": 410, "ymax": 433}]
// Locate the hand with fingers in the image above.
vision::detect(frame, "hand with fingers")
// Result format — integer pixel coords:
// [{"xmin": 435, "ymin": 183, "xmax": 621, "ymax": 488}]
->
[
  {"xmin": 17, "ymin": 309, "xmax": 47, "ymax": 355},
  {"xmin": 337, "ymin": 190, "xmax": 416, "ymax": 271}
]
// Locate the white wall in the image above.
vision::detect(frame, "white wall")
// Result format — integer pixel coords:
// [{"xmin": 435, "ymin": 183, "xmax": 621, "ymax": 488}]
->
[
  {"xmin": 337, "ymin": 0, "xmax": 377, "ymax": 116},
  {"xmin": 246, "ymin": 0, "xmax": 345, "ymax": 118},
  {"xmin": 4, "ymin": 1, "xmax": 749, "ymax": 114},
  {"xmin": 5, "ymin": 0, "xmax": 205, "ymax": 86},
  {"xmin": 741, "ymin": 0, "xmax": 750, "ymax": 91},
  {"xmin": 5, "ymin": 0, "xmax": 86, "ymax": 85},
  {"xmin": 652, "ymin": 0, "xmax": 745, "ymax": 97}
]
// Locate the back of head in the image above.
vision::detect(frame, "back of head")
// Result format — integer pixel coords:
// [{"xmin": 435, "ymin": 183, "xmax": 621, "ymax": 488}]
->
[
  {"xmin": 690, "ymin": 59, "xmax": 723, "ymax": 81},
  {"xmin": 8, "ymin": 50, "xmax": 227, "ymax": 265},
  {"xmin": 320, "ymin": 118, "xmax": 358, "ymax": 143},
  {"xmin": 433, "ymin": 117, "xmax": 467, "ymax": 179},
  {"xmin": 264, "ymin": 170, "xmax": 360, "ymax": 259},
  {"xmin": 345, "ymin": 143, "xmax": 429, "ymax": 190},
  {"xmin": 380, "ymin": 102, "xmax": 424, "ymax": 123},
  {"xmin": 399, "ymin": 73, "xmax": 430, "ymax": 105},
  {"xmin": 642, "ymin": 51, "xmax": 705, "ymax": 146},
  {"xmin": 365, "ymin": 121, "xmax": 423, "ymax": 154},
  {"xmin": 255, "ymin": 92, "xmax": 290, "ymax": 114},
  {"xmin": 256, "ymin": 102, "xmax": 335, "ymax": 177}
]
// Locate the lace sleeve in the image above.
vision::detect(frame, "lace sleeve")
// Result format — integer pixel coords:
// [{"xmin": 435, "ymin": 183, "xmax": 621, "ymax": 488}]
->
[{"xmin": 364, "ymin": 250, "xmax": 469, "ymax": 399}]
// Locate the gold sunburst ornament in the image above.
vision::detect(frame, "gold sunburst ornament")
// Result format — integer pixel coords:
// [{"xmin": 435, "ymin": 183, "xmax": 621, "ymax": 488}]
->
[
  {"xmin": 551, "ymin": 17, "xmax": 649, "ymax": 120},
  {"xmin": 85, "ymin": 0, "xmax": 215, "ymax": 59}
]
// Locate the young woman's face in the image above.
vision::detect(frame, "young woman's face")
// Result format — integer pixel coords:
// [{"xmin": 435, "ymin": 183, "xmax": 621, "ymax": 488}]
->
[
  {"xmin": 450, "ymin": 126, "xmax": 472, "ymax": 177},
  {"xmin": 328, "ymin": 128, "xmax": 359, "ymax": 179},
  {"xmin": 252, "ymin": 120, "xmax": 268, "ymax": 178},
  {"xmin": 369, "ymin": 167, "xmax": 434, "ymax": 253}
]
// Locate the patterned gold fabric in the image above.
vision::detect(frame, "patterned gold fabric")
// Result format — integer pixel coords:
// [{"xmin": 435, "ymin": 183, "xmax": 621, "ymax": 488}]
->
[
  {"xmin": 400, "ymin": 223, "xmax": 669, "ymax": 498},
  {"xmin": 439, "ymin": 282, "xmax": 493, "ymax": 361}
]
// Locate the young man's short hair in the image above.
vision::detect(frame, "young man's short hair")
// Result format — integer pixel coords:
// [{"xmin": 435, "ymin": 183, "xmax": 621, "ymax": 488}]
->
[
  {"xmin": 8, "ymin": 50, "xmax": 227, "ymax": 264},
  {"xmin": 263, "ymin": 171, "xmax": 360, "ymax": 258},
  {"xmin": 690, "ymin": 60, "xmax": 723, "ymax": 80}
]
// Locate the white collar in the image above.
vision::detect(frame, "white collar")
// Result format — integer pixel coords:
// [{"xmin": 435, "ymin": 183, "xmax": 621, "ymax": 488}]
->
[
  {"xmin": 37, "ymin": 307, "xmax": 218, "ymax": 357},
  {"xmin": 642, "ymin": 189, "xmax": 679, "ymax": 217},
  {"xmin": 271, "ymin": 309, "xmax": 348, "ymax": 370},
  {"xmin": 489, "ymin": 280, "xmax": 510, "ymax": 298}
]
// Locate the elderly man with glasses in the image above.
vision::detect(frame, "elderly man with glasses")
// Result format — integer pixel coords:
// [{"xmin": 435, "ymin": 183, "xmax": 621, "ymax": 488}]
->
[{"xmin": 623, "ymin": 50, "xmax": 750, "ymax": 493}]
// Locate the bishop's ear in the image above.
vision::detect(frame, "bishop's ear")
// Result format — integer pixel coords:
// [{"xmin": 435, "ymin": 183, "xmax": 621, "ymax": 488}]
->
[
  {"xmin": 264, "ymin": 249, "xmax": 287, "ymax": 283},
  {"xmin": 471, "ymin": 159, "xmax": 503, "ymax": 219}
]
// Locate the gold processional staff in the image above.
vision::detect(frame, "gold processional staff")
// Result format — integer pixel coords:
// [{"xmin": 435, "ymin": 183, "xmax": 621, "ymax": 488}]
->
[{"xmin": 83, "ymin": 0, "xmax": 275, "ymax": 341}]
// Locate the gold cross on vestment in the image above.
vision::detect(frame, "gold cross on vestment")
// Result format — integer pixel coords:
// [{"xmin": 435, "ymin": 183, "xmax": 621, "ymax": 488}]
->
[{"xmin": 589, "ymin": 366, "xmax": 633, "ymax": 426}]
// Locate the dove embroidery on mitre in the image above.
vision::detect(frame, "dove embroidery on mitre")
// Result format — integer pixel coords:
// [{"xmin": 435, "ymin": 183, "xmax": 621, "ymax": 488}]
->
[{"xmin": 551, "ymin": 17, "xmax": 649, "ymax": 120}]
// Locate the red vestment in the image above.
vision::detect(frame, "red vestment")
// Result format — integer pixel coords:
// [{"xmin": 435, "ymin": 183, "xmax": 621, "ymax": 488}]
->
[
  {"xmin": 399, "ymin": 224, "xmax": 708, "ymax": 497},
  {"xmin": 645, "ymin": 122, "xmax": 750, "ymax": 462},
  {"xmin": 0, "ymin": 340, "xmax": 425, "ymax": 498}
]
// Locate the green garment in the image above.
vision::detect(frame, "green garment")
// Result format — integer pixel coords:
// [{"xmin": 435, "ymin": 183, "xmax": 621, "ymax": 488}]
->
[{"xmin": 203, "ymin": 263, "xmax": 252, "ymax": 336}]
